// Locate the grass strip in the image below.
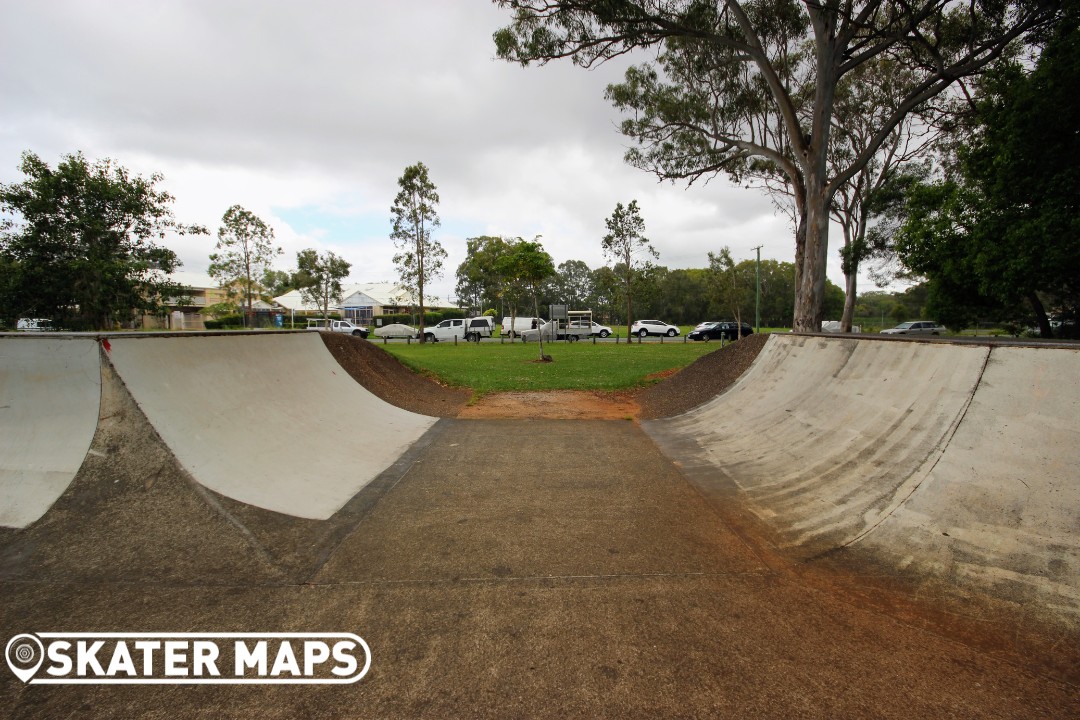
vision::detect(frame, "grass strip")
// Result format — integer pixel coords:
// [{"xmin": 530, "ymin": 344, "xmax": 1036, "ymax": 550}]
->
[{"xmin": 381, "ymin": 339, "xmax": 718, "ymax": 393}]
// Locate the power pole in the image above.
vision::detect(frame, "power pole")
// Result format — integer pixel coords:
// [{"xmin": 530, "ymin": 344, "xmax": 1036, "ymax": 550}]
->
[{"xmin": 752, "ymin": 245, "xmax": 762, "ymax": 333}]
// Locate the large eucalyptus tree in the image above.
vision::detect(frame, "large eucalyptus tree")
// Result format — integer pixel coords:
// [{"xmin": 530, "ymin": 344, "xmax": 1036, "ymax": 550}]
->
[{"xmin": 495, "ymin": 0, "xmax": 1060, "ymax": 330}]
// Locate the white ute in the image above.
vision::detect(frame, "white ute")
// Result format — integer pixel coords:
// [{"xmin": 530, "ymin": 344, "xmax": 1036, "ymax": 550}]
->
[{"xmin": 306, "ymin": 319, "xmax": 369, "ymax": 337}]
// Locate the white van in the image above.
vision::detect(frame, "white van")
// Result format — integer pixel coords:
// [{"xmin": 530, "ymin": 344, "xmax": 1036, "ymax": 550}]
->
[
  {"xmin": 16, "ymin": 318, "xmax": 54, "ymax": 332},
  {"xmin": 500, "ymin": 316, "xmax": 544, "ymax": 338}
]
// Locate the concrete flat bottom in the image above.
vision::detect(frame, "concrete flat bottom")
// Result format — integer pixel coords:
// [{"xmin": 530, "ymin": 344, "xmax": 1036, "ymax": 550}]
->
[{"xmin": 2, "ymin": 418, "xmax": 1077, "ymax": 718}]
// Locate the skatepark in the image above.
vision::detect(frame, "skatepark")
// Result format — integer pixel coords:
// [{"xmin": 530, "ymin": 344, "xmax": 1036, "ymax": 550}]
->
[{"xmin": 1, "ymin": 331, "xmax": 1077, "ymax": 717}]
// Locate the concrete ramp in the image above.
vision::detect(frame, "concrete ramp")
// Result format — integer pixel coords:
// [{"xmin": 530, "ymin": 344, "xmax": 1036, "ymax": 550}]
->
[
  {"xmin": 104, "ymin": 333, "xmax": 437, "ymax": 520},
  {"xmin": 858, "ymin": 345, "xmax": 1080, "ymax": 611},
  {"xmin": 0, "ymin": 337, "xmax": 101, "ymax": 528},
  {"xmin": 644, "ymin": 334, "xmax": 1080, "ymax": 621}
]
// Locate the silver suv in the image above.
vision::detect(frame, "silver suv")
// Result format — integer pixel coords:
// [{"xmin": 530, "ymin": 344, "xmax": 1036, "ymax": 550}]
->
[{"xmin": 880, "ymin": 321, "xmax": 945, "ymax": 335}]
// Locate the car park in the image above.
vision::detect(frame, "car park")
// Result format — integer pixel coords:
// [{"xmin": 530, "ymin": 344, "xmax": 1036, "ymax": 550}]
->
[
  {"xmin": 630, "ymin": 319, "xmax": 680, "ymax": 338},
  {"xmin": 373, "ymin": 323, "xmax": 418, "ymax": 339},
  {"xmin": 880, "ymin": 321, "xmax": 945, "ymax": 335},
  {"xmin": 688, "ymin": 321, "xmax": 753, "ymax": 341}
]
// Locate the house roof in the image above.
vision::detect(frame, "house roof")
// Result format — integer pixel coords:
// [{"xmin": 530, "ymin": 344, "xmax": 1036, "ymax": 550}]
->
[
  {"xmin": 273, "ymin": 283, "xmax": 416, "ymax": 312},
  {"xmin": 340, "ymin": 282, "xmax": 414, "ymax": 307}
]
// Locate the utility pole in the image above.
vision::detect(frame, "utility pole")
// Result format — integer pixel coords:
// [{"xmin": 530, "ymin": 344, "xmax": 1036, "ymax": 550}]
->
[{"xmin": 752, "ymin": 245, "xmax": 762, "ymax": 333}]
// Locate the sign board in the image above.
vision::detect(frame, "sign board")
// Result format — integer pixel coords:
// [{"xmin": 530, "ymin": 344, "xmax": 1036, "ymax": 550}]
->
[{"xmin": 550, "ymin": 304, "xmax": 568, "ymax": 320}]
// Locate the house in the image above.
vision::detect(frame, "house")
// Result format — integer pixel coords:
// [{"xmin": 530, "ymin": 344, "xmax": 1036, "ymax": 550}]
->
[
  {"xmin": 273, "ymin": 282, "xmax": 428, "ymax": 325},
  {"xmin": 140, "ymin": 271, "xmax": 229, "ymax": 330},
  {"xmin": 145, "ymin": 272, "xmax": 282, "ymax": 330}
]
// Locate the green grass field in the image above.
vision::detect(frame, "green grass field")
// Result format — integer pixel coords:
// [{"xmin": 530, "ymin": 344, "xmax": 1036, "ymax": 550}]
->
[{"xmin": 381, "ymin": 339, "xmax": 718, "ymax": 393}]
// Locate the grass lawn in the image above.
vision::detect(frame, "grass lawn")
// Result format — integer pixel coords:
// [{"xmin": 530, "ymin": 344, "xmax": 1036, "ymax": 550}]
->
[{"xmin": 381, "ymin": 339, "xmax": 718, "ymax": 393}]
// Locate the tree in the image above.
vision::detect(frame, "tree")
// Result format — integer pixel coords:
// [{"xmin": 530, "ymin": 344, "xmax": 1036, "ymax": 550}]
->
[
  {"xmin": 209, "ymin": 205, "xmax": 281, "ymax": 328},
  {"xmin": 553, "ymin": 259, "xmax": 594, "ymax": 309},
  {"xmin": 602, "ymin": 200, "xmax": 658, "ymax": 341},
  {"xmin": 893, "ymin": 13, "xmax": 1080, "ymax": 337},
  {"xmin": 708, "ymin": 248, "xmax": 754, "ymax": 335},
  {"xmin": 589, "ymin": 265, "xmax": 622, "ymax": 324},
  {"xmin": 296, "ymin": 249, "xmax": 352, "ymax": 323},
  {"xmin": 456, "ymin": 235, "xmax": 512, "ymax": 315},
  {"xmin": 262, "ymin": 269, "xmax": 301, "ymax": 297},
  {"xmin": 494, "ymin": 0, "xmax": 1060, "ymax": 331},
  {"xmin": 498, "ymin": 239, "xmax": 556, "ymax": 358},
  {"xmin": 0, "ymin": 151, "xmax": 206, "ymax": 330},
  {"xmin": 390, "ymin": 162, "xmax": 446, "ymax": 343}
]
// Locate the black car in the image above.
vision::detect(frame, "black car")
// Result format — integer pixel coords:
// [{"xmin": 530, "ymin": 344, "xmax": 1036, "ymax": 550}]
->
[{"xmin": 688, "ymin": 321, "xmax": 754, "ymax": 341}]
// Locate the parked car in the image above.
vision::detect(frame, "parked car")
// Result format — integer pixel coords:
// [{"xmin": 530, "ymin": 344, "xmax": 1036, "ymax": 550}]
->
[
  {"xmin": 880, "ymin": 321, "xmax": 945, "ymax": 335},
  {"xmin": 630, "ymin": 319, "xmax": 680, "ymax": 338},
  {"xmin": 373, "ymin": 323, "xmax": 418, "ymax": 339},
  {"xmin": 16, "ymin": 318, "xmax": 55, "ymax": 332},
  {"xmin": 425, "ymin": 317, "xmax": 494, "ymax": 342},
  {"xmin": 569, "ymin": 320, "xmax": 612, "ymax": 338},
  {"xmin": 688, "ymin": 321, "xmax": 753, "ymax": 341},
  {"xmin": 820, "ymin": 320, "xmax": 861, "ymax": 333},
  {"xmin": 521, "ymin": 320, "xmax": 591, "ymax": 343},
  {"xmin": 306, "ymin": 319, "xmax": 369, "ymax": 337}
]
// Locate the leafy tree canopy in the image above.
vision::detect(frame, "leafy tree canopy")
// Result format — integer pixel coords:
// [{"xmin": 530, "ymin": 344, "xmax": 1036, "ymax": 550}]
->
[
  {"xmin": 893, "ymin": 11, "xmax": 1080, "ymax": 335},
  {"xmin": 391, "ymin": 162, "xmax": 446, "ymax": 340},
  {"xmin": 602, "ymin": 199, "xmax": 658, "ymax": 339},
  {"xmin": 0, "ymin": 151, "xmax": 206, "ymax": 330},
  {"xmin": 494, "ymin": 0, "xmax": 1061, "ymax": 331},
  {"xmin": 297, "ymin": 249, "xmax": 352, "ymax": 322},
  {"xmin": 208, "ymin": 204, "xmax": 281, "ymax": 326}
]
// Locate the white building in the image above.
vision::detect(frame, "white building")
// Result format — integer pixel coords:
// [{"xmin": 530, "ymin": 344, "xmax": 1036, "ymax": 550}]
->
[{"xmin": 274, "ymin": 283, "xmax": 428, "ymax": 324}]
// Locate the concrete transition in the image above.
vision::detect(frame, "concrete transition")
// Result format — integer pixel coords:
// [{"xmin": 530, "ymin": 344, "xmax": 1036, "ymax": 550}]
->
[
  {"xmin": 643, "ymin": 333, "xmax": 1080, "ymax": 626},
  {"xmin": 0, "ymin": 338, "xmax": 101, "ymax": 528},
  {"xmin": 1, "ymin": 330, "xmax": 1079, "ymax": 716},
  {"xmin": 3, "ymin": 330, "xmax": 1076, "ymax": 626},
  {"xmin": 0, "ymin": 333, "xmax": 436, "ymax": 526}
]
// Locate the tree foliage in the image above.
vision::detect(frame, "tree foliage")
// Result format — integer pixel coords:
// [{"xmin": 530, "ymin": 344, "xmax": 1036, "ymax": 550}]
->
[
  {"xmin": 455, "ymin": 235, "xmax": 512, "ymax": 314},
  {"xmin": 297, "ymin": 249, "xmax": 352, "ymax": 322},
  {"xmin": 494, "ymin": 0, "xmax": 1061, "ymax": 331},
  {"xmin": 893, "ymin": 12, "xmax": 1080, "ymax": 335},
  {"xmin": 0, "ymin": 151, "xmax": 206, "ymax": 330},
  {"xmin": 602, "ymin": 199, "xmax": 658, "ymax": 340},
  {"xmin": 390, "ymin": 162, "xmax": 446, "ymax": 341},
  {"xmin": 209, "ymin": 205, "xmax": 281, "ymax": 327},
  {"xmin": 708, "ymin": 248, "xmax": 754, "ymax": 333},
  {"xmin": 498, "ymin": 239, "xmax": 556, "ymax": 356}
]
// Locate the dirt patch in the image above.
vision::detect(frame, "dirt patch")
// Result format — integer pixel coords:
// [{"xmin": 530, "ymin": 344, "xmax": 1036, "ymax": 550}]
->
[
  {"xmin": 320, "ymin": 332, "xmax": 768, "ymax": 420},
  {"xmin": 319, "ymin": 333, "xmax": 470, "ymax": 417},
  {"xmin": 459, "ymin": 390, "xmax": 640, "ymax": 420},
  {"xmin": 636, "ymin": 332, "xmax": 769, "ymax": 419}
]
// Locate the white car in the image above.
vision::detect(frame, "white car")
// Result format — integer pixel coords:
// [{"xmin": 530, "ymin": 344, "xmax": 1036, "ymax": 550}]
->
[
  {"xmin": 630, "ymin": 319, "xmax": 680, "ymax": 338},
  {"xmin": 16, "ymin": 318, "xmax": 55, "ymax": 332},
  {"xmin": 573, "ymin": 320, "xmax": 612, "ymax": 338},
  {"xmin": 373, "ymin": 323, "xmax": 418, "ymax": 339},
  {"xmin": 880, "ymin": 321, "xmax": 945, "ymax": 336}
]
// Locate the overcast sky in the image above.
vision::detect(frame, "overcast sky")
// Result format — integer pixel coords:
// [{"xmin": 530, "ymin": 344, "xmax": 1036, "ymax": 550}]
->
[{"xmin": 1, "ymin": 0, "xmax": 874, "ymax": 304}]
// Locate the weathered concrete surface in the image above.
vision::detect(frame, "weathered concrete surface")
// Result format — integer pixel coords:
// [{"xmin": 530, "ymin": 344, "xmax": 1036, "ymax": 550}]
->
[
  {"xmin": 644, "ymin": 334, "xmax": 1080, "ymax": 633},
  {"xmin": 0, "ymin": 337, "xmax": 100, "ymax": 528},
  {"xmin": 857, "ymin": 344, "xmax": 1080, "ymax": 622},
  {"xmin": 105, "ymin": 333, "xmax": 437, "ymax": 519},
  {"xmin": 1, "ymin": 332, "xmax": 1078, "ymax": 717},
  {"xmin": 2, "ymin": 419, "xmax": 1077, "ymax": 718}
]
